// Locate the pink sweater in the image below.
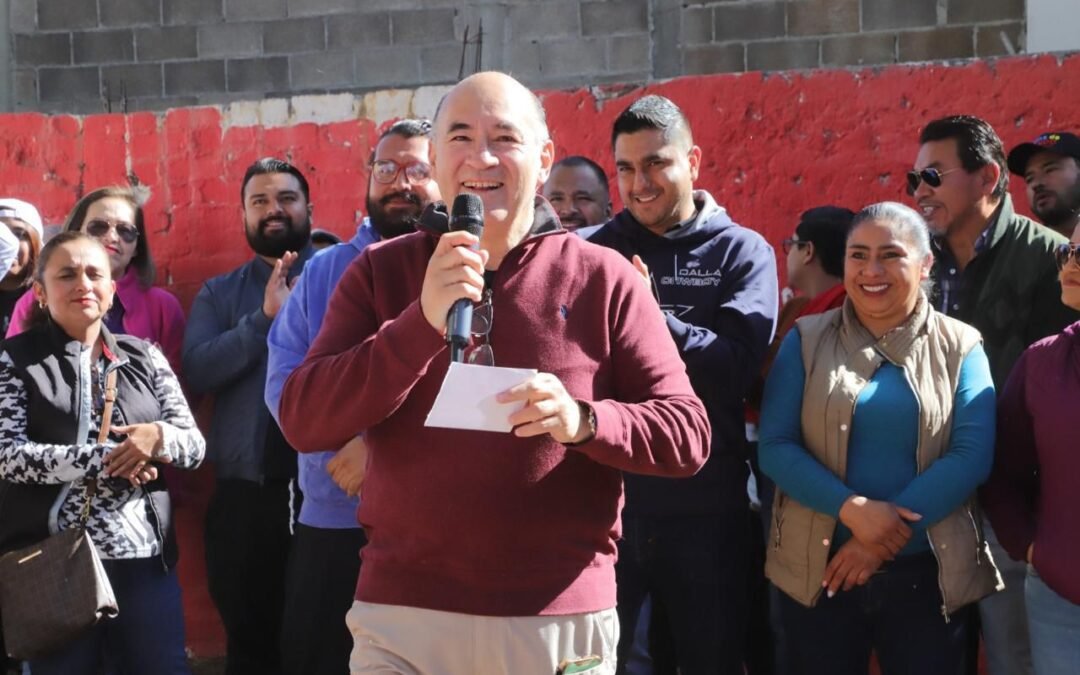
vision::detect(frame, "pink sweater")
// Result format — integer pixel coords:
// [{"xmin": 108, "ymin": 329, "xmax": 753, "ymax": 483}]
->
[
  {"xmin": 7, "ymin": 267, "xmax": 187, "ymax": 375},
  {"xmin": 280, "ymin": 224, "xmax": 710, "ymax": 617}
]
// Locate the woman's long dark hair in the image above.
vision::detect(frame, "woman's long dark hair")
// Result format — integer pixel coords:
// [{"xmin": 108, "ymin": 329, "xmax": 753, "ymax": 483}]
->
[{"xmin": 64, "ymin": 186, "xmax": 156, "ymax": 289}]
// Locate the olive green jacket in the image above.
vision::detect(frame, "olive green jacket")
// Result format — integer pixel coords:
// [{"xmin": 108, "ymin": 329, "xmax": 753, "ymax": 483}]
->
[{"xmin": 934, "ymin": 195, "xmax": 1079, "ymax": 388}]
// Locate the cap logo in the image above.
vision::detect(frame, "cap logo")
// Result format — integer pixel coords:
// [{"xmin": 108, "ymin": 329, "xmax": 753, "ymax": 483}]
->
[{"xmin": 1036, "ymin": 133, "xmax": 1061, "ymax": 147}]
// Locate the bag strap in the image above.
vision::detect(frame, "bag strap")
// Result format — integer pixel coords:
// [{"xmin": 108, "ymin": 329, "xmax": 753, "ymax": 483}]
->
[
  {"xmin": 97, "ymin": 368, "xmax": 118, "ymax": 445},
  {"xmin": 81, "ymin": 368, "xmax": 118, "ymax": 525}
]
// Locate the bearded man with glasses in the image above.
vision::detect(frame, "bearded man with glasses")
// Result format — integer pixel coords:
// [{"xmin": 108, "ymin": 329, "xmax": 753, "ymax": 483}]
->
[
  {"xmin": 911, "ymin": 115, "xmax": 1080, "ymax": 675},
  {"xmin": 264, "ymin": 119, "xmax": 440, "ymax": 675}
]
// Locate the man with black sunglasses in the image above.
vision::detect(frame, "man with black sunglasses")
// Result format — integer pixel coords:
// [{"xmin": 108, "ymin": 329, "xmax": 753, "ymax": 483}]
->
[
  {"xmin": 911, "ymin": 115, "xmax": 1079, "ymax": 675},
  {"xmin": 264, "ymin": 120, "xmax": 439, "ymax": 675}
]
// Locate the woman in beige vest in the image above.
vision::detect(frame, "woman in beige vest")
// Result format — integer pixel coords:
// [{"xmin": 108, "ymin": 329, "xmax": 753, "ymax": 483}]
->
[{"xmin": 759, "ymin": 202, "xmax": 1000, "ymax": 675}]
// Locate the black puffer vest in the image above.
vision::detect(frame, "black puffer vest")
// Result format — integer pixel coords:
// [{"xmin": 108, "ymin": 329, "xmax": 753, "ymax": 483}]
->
[{"xmin": 0, "ymin": 321, "xmax": 177, "ymax": 567}]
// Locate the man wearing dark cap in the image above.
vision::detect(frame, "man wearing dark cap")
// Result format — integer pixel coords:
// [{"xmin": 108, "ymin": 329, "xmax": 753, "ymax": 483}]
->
[{"xmin": 1008, "ymin": 131, "xmax": 1080, "ymax": 238}]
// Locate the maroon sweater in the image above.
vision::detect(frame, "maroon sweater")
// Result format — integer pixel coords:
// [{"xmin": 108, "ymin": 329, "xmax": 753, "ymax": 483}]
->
[
  {"xmin": 982, "ymin": 321, "xmax": 1080, "ymax": 604},
  {"xmin": 279, "ymin": 207, "xmax": 710, "ymax": 616}
]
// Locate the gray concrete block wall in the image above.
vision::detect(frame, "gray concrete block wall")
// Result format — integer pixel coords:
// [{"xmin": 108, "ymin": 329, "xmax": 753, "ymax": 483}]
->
[{"xmin": 6, "ymin": 0, "xmax": 1028, "ymax": 114}]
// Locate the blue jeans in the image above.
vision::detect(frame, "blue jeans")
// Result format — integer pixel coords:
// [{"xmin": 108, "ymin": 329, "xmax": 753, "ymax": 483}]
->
[
  {"xmin": 775, "ymin": 552, "xmax": 971, "ymax": 675},
  {"xmin": 615, "ymin": 511, "xmax": 752, "ymax": 675},
  {"xmin": 30, "ymin": 557, "xmax": 190, "ymax": 675},
  {"xmin": 1025, "ymin": 566, "xmax": 1080, "ymax": 675}
]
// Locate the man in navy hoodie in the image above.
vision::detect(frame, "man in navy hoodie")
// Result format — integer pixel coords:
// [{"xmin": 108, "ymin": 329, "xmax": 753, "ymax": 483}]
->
[{"xmin": 590, "ymin": 95, "xmax": 778, "ymax": 675}]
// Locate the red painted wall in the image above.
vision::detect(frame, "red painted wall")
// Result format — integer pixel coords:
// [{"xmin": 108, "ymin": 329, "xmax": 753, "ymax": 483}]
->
[{"xmin": 1, "ymin": 53, "xmax": 1077, "ymax": 657}]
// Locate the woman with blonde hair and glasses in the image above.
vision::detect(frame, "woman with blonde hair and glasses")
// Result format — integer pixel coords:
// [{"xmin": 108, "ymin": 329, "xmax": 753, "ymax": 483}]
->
[
  {"xmin": 5, "ymin": 186, "xmax": 186, "ymax": 375},
  {"xmin": 759, "ymin": 201, "xmax": 1000, "ymax": 674}
]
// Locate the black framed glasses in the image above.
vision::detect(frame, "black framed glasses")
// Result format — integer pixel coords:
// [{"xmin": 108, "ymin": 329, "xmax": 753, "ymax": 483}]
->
[
  {"xmin": 85, "ymin": 219, "xmax": 139, "ymax": 244},
  {"xmin": 782, "ymin": 238, "xmax": 808, "ymax": 255},
  {"xmin": 371, "ymin": 160, "xmax": 432, "ymax": 185},
  {"xmin": 906, "ymin": 167, "xmax": 963, "ymax": 196},
  {"xmin": 1055, "ymin": 242, "xmax": 1080, "ymax": 271},
  {"xmin": 465, "ymin": 289, "xmax": 494, "ymax": 366}
]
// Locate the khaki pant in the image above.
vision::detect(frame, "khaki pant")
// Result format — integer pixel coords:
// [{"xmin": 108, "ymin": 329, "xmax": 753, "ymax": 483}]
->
[{"xmin": 346, "ymin": 601, "xmax": 619, "ymax": 675}]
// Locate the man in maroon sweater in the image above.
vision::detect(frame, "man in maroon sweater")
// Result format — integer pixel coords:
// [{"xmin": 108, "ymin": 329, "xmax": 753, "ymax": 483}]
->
[{"xmin": 278, "ymin": 72, "xmax": 710, "ymax": 673}]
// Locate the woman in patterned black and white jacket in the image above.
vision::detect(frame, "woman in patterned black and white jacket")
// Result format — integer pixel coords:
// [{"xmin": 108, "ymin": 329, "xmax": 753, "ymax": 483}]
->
[{"xmin": 0, "ymin": 231, "xmax": 204, "ymax": 675}]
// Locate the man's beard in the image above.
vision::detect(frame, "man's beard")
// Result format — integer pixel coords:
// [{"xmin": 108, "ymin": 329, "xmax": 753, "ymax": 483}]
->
[
  {"xmin": 246, "ymin": 214, "xmax": 311, "ymax": 258},
  {"xmin": 1033, "ymin": 182, "xmax": 1080, "ymax": 230},
  {"xmin": 367, "ymin": 190, "xmax": 423, "ymax": 240}
]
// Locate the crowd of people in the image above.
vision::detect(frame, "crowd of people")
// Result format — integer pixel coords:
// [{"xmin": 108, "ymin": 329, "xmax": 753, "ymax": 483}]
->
[{"xmin": 0, "ymin": 70, "xmax": 1078, "ymax": 675}]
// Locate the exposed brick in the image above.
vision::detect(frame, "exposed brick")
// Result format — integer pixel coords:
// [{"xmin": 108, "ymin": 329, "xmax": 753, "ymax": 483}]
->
[
  {"xmin": 609, "ymin": 34, "xmax": 651, "ymax": 73},
  {"xmin": 950, "ymin": 0, "xmax": 1023, "ymax": 24},
  {"xmin": 14, "ymin": 69, "xmax": 38, "ymax": 107},
  {"xmin": 976, "ymin": 22, "xmax": 1025, "ymax": 57},
  {"xmin": 165, "ymin": 60, "xmax": 226, "ymax": 94},
  {"xmin": 136, "ymin": 26, "xmax": 197, "ymax": 61},
  {"xmin": 391, "ymin": 8, "xmax": 456, "ymax": 45},
  {"xmin": 652, "ymin": 0, "xmax": 681, "ymax": 78},
  {"xmin": 227, "ymin": 57, "xmax": 290, "ymax": 92},
  {"xmin": 39, "ymin": 66, "xmax": 101, "ymax": 101},
  {"xmin": 10, "ymin": 0, "xmax": 37, "ymax": 33},
  {"xmin": 291, "ymin": 51, "xmax": 355, "ymax": 89},
  {"xmin": 15, "ymin": 33, "xmax": 71, "ymax": 66},
  {"xmin": 37, "ymin": 0, "xmax": 98, "ymax": 30},
  {"xmin": 747, "ymin": 39, "xmax": 820, "ymax": 71},
  {"xmin": 581, "ymin": 0, "xmax": 648, "ymax": 36},
  {"xmin": 683, "ymin": 7, "xmax": 712, "ymax": 45},
  {"xmin": 74, "ymin": 30, "xmax": 136, "ymax": 64},
  {"xmin": 355, "ymin": 46, "xmax": 421, "ymax": 89},
  {"xmin": 684, "ymin": 43, "xmax": 744, "ymax": 75},
  {"xmin": 100, "ymin": 0, "xmax": 160, "ymax": 26},
  {"xmin": 327, "ymin": 13, "xmax": 391, "ymax": 49},
  {"xmin": 41, "ymin": 98, "xmax": 108, "ymax": 115},
  {"xmin": 225, "ymin": 0, "xmax": 286, "ymax": 21},
  {"xmin": 539, "ymin": 39, "xmax": 606, "ymax": 77},
  {"xmin": 164, "ymin": 0, "xmax": 223, "ymax": 24},
  {"xmin": 418, "ymin": 43, "xmax": 462, "ymax": 82},
  {"xmin": 509, "ymin": 2, "xmax": 579, "ymax": 41},
  {"xmin": 286, "ymin": 0, "xmax": 358, "ymax": 17},
  {"xmin": 714, "ymin": 2, "xmax": 785, "ymax": 42},
  {"xmin": 199, "ymin": 22, "xmax": 262, "ymax": 57},
  {"xmin": 129, "ymin": 95, "xmax": 200, "ymax": 112},
  {"xmin": 263, "ymin": 17, "xmax": 326, "ymax": 54},
  {"xmin": 822, "ymin": 33, "xmax": 896, "ymax": 66},
  {"xmin": 788, "ymin": 0, "xmax": 858, "ymax": 36},
  {"xmin": 102, "ymin": 63, "xmax": 163, "ymax": 97},
  {"xmin": 507, "ymin": 41, "xmax": 542, "ymax": 79},
  {"xmin": 861, "ymin": 0, "xmax": 936, "ymax": 30},
  {"xmin": 898, "ymin": 27, "xmax": 974, "ymax": 62}
]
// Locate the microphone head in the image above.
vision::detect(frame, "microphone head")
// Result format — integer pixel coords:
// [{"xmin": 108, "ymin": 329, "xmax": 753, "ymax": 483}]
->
[{"xmin": 450, "ymin": 193, "xmax": 484, "ymax": 237}]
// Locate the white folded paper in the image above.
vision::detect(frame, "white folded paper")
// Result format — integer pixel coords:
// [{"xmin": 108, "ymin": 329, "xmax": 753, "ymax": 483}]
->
[{"xmin": 425, "ymin": 362, "xmax": 538, "ymax": 433}]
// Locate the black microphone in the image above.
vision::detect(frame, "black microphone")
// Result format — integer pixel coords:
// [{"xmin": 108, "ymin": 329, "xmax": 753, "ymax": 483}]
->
[{"xmin": 446, "ymin": 194, "xmax": 484, "ymax": 362}]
